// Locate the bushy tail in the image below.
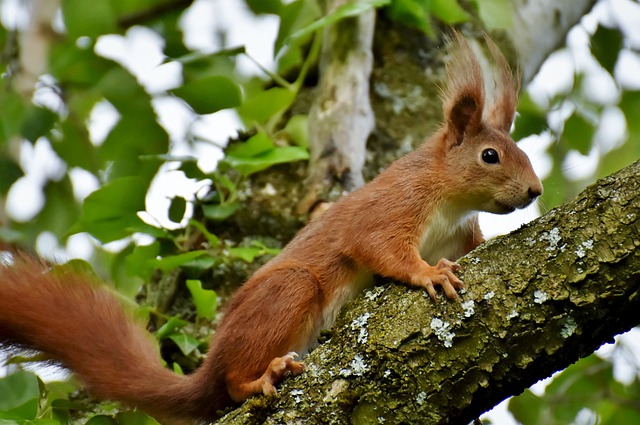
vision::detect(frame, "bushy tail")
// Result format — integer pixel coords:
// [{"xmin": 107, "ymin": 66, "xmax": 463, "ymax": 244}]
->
[{"xmin": 0, "ymin": 254, "xmax": 225, "ymax": 423}]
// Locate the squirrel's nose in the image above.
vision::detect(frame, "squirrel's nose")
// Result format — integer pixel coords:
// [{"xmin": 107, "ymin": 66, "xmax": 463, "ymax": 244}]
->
[{"xmin": 528, "ymin": 185, "xmax": 542, "ymax": 200}]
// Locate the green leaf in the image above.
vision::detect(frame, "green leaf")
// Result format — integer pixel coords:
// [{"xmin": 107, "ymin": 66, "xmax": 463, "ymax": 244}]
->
[
  {"xmin": 202, "ymin": 202, "xmax": 241, "ymax": 221},
  {"xmin": 148, "ymin": 250, "xmax": 210, "ymax": 272},
  {"xmin": 598, "ymin": 135, "xmax": 640, "ymax": 178},
  {"xmin": 562, "ymin": 111, "xmax": 595, "ymax": 155},
  {"xmin": 155, "ymin": 316, "xmax": 188, "ymax": 340},
  {"xmin": 385, "ymin": 0, "xmax": 433, "ymax": 36},
  {"xmin": 282, "ymin": 114, "xmax": 309, "ymax": 148},
  {"xmin": 245, "ymin": 0, "xmax": 282, "ymax": 14},
  {"xmin": 0, "ymin": 157, "xmax": 23, "ymax": 194},
  {"xmin": 61, "ymin": 0, "xmax": 118, "ymax": 39},
  {"xmin": 187, "ymin": 219, "xmax": 220, "ymax": 247},
  {"xmin": 125, "ymin": 241, "xmax": 160, "ymax": 281},
  {"xmin": 275, "ymin": 0, "xmax": 317, "ymax": 54},
  {"xmin": 172, "ymin": 75, "xmax": 243, "ymax": 115},
  {"xmin": 55, "ymin": 118, "xmax": 100, "ymax": 173},
  {"xmin": 591, "ymin": 25, "xmax": 623, "ymax": 74},
  {"xmin": 186, "ymin": 279, "xmax": 217, "ymax": 320},
  {"xmin": 20, "ymin": 106, "xmax": 57, "ymax": 143},
  {"xmin": 288, "ymin": 0, "xmax": 390, "ymax": 43},
  {"xmin": 226, "ymin": 132, "xmax": 274, "ymax": 158},
  {"xmin": 620, "ymin": 90, "xmax": 640, "ymax": 143},
  {"xmin": 0, "ymin": 370, "xmax": 39, "ymax": 418},
  {"xmin": 97, "ymin": 67, "xmax": 169, "ymax": 182},
  {"xmin": 237, "ymin": 87, "xmax": 295, "ymax": 125},
  {"xmin": 53, "ymin": 258, "xmax": 99, "ymax": 279},
  {"xmin": 172, "ymin": 46, "xmax": 246, "ymax": 66},
  {"xmin": 508, "ymin": 389, "xmax": 545, "ymax": 425},
  {"xmin": 224, "ymin": 131, "xmax": 309, "ymax": 177},
  {"xmin": 431, "ymin": 0, "xmax": 469, "ymax": 23},
  {"xmin": 100, "ymin": 114, "xmax": 168, "ymax": 182},
  {"xmin": 39, "ymin": 177, "xmax": 80, "ymax": 240},
  {"xmin": 168, "ymin": 333, "xmax": 201, "ymax": 355},
  {"xmin": 50, "ymin": 38, "xmax": 114, "ymax": 86},
  {"xmin": 601, "ymin": 407, "xmax": 640, "ymax": 425},
  {"xmin": 224, "ymin": 145, "xmax": 309, "ymax": 176},
  {"xmin": 471, "ymin": 0, "xmax": 513, "ymax": 29},
  {"xmin": 227, "ymin": 247, "xmax": 263, "ymax": 263},
  {"xmin": 168, "ymin": 196, "xmax": 187, "ymax": 223},
  {"xmin": 72, "ymin": 176, "xmax": 147, "ymax": 243},
  {"xmin": 0, "ymin": 89, "xmax": 27, "ymax": 144},
  {"xmin": 227, "ymin": 241, "xmax": 280, "ymax": 262},
  {"xmin": 512, "ymin": 92, "xmax": 548, "ymax": 141}
]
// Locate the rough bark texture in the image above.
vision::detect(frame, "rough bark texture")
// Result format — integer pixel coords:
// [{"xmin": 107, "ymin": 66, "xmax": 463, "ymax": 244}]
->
[
  {"xmin": 214, "ymin": 160, "xmax": 640, "ymax": 424},
  {"xmin": 301, "ymin": 0, "xmax": 376, "ymax": 212}
]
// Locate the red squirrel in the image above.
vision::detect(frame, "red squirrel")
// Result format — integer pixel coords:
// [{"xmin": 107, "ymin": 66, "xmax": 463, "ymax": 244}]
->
[{"xmin": 0, "ymin": 34, "xmax": 541, "ymax": 423}]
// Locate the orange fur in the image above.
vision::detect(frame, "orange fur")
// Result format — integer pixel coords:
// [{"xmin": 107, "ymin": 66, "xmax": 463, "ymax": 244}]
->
[{"xmin": 0, "ymin": 33, "xmax": 542, "ymax": 423}]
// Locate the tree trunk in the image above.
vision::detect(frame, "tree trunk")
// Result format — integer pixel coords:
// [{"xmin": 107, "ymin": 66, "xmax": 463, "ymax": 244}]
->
[{"xmin": 215, "ymin": 160, "xmax": 640, "ymax": 424}]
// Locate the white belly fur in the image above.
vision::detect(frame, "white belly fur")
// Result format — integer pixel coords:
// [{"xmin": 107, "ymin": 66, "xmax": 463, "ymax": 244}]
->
[
  {"xmin": 319, "ymin": 268, "xmax": 374, "ymax": 333},
  {"xmin": 419, "ymin": 204, "xmax": 476, "ymax": 265}
]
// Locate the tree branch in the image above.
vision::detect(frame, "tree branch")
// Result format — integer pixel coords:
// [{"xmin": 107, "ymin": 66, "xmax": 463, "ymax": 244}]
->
[
  {"xmin": 300, "ymin": 0, "xmax": 376, "ymax": 212},
  {"xmin": 217, "ymin": 159, "xmax": 640, "ymax": 424}
]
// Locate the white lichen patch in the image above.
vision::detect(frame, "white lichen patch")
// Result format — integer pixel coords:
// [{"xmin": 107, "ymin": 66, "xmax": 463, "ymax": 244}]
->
[
  {"xmin": 507, "ymin": 309, "xmax": 519, "ymax": 320},
  {"xmin": 323, "ymin": 379, "xmax": 348, "ymax": 403},
  {"xmin": 260, "ymin": 183, "xmax": 277, "ymax": 196},
  {"xmin": 351, "ymin": 312, "xmax": 371, "ymax": 344},
  {"xmin": 416, "ymin": 391, "xmax": 427, "ymax": 405},
  {"xmin": 364, "ymin": 286, "xmax": 385, "ymax": 301},
  {"xmin": 533, "ymin": 289, "xmax": 548, "ymax": 304},
  {"xmin": 541, "ymin": 228, "xmax": 563, "ymax": 252},
  {"xmin": 290, "ymin": 389, "xmax": 304, "ymax": 404},
  {"xmin": 484, "ymin": 291, "xmax": 495, "ymax": 300},
  {"xmin": 461, "ymin": 300, "xmax": 475, "ymax": 318},
  {"xmin": 430, "ymin": 317, "xmax": 455, "ymax": 348},
  {"xmin": 339, "ymin": 354, "xmax": 369, "ymax": 377},
  {"xmin": 575, "ymin": 239, "xmax": 594, "ymax": 258},
  {"xmin": 383, "ymin": 369, "xmax": 391, "ymax": 378},
  {"xmin": 560, "ymin": 317, "xmax": 578, "ymax": 338}
]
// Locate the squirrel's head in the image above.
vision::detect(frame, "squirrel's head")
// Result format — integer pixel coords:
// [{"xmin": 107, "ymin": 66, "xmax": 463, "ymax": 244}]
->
[{"xmin": 440, "ymin": 33, "xmax": 543, "ymax": 215}]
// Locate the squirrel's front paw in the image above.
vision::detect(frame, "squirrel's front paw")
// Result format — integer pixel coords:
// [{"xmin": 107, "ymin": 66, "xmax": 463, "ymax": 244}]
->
[{"xmin": 421, "ymin": 259, "xmax": 463, "ymax": 300}]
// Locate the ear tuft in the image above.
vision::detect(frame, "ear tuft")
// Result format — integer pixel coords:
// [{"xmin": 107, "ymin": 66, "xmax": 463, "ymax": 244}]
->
[
  {"xmin": 483, "ymin": 35, "xmax": 520, "ymax": 132},
  {"xmin": 442, "ymin": 33, "xmax": 485, "ymax": 146}
]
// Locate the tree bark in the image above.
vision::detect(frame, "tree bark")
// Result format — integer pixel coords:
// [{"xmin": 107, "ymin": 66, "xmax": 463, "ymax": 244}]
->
[
  {"xmin": 215, "ymin": 160, "xmax": 640, "ymax": 424},
  {"xmin": 300, "ymin": 0, "xmax": 376, "ymax": 213}
]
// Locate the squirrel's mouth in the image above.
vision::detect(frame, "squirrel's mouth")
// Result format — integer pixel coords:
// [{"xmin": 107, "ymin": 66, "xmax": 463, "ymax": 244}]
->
[{"xmin": 495, "ymin": 202, "xmax": 517, "ymax": 214}]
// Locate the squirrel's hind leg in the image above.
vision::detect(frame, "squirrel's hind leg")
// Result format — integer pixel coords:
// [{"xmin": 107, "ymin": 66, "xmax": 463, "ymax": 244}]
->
[
  {"xmin": 221, "ymin": 265, "xmax": 323, "ymax": 403},
  {"xmin": 232, "ymin": 351, "xmax": 305, "ymax": 399}
]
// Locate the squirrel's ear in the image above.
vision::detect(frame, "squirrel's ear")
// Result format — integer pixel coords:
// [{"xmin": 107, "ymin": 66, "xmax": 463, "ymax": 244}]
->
[
  {"xmin": 443, "ymin": 33, "xmax": 484, "ymax": 146},
  {"xmin": 448, "ymin": 94, "xmax": 482, "ymax": 146}
]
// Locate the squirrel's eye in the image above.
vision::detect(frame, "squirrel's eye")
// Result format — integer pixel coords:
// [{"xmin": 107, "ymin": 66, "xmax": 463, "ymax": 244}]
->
[{"xmin": 482, "ymin": 148, "xmax": 500, "ymax": 164}]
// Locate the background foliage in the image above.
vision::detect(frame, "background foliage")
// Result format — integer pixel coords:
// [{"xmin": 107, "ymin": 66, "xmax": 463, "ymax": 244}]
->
[{"xmin": 0, "ymin": 0, "xmax": 639, "ymax": 423}]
